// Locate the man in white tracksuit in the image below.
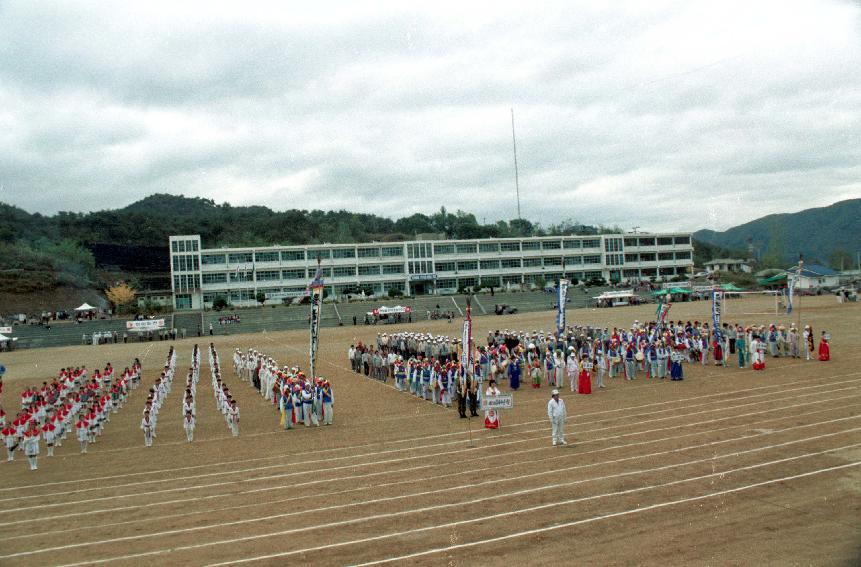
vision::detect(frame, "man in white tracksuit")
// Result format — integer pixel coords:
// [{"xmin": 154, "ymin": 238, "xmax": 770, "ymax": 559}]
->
[{"xmin": 547, "ymin": 389, "xmax": 568, "ymax": 446}]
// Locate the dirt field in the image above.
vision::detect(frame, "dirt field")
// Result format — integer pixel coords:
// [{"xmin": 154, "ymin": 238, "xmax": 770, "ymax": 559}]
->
[{"xmin": 0, "ymin": 295, "xmax": 859, "ymax": 567}]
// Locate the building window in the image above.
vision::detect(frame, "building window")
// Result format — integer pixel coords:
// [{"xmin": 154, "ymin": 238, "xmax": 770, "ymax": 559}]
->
[
  {"xmin": 381, "ymin": 246, "xmax": 404, "ymax": 257},
  {"xmin": 230, "ymin": 271, "xmax": 253, "ymax": 283},
  {"xmin": 282, "ymin": 269, "xmax": 306, "ymax": 280},
  {"xmin": 358, "ymin": 265, "xmax": 381, "ymax": 276},
  {"xmin": 282, "ymin": 250, "xmax": 305, "ymax": 262},
  {"xmin": 385, "ymin": 281, "xmax": 406, "ymax": 293},
  {"xmin": 480, "ymin": 275, "xmax": 501, "ymax": 287},
  {"xmin": 638, "ymin": 237, "xmax": 656, "ymax": 247},
  {"xmin": 178, "ymin": 241, "xmax": 186, "ymax": 253},
  {"xmin": 500, "ymin": 241, "xmax": 521, "ymax": 252},
  {"xmin": 625, "ymin": 254, "xmax": 639, "ymax": 263},
  {"xmin": 523, "ymin": 257, "xmax": 542, "ymax": 267},
  {"xmin": 521, "ymin": 241, "xmax": 541, "ymax": 251},
  {"xmin": 674, "ymin": 236, "xmax": 690, "ymax": 245},
  {"xmin": 433, "ymin": 244, "xmax": 455, "ymax": 255},
  {"xmin": 357, "ymin": 247, "xmax": 380, "ymax": 258},
  {"xmin": 171, "ymin": 241, "xmax": 178, "ymax": 253},
  {"xmin": 624, "ymin": 238, "xmax": 638, "ymax": 247},
  {"xmin": 458, "ymin": 277, "xmax": 477, "ymax": 288},
  {"xmin": 436, "ymin": 278, "xmax": 456, "ymax": 289},
  {"xmin": 456, "ymin": 260, "xmax": 478, "ymax": 271},
  {"xmin": 456, "ymin": 243, "xmax": 477, "ymax": 255},
  {"xmin": 256, "ymin": 270, "xmax": 280, "ymax": 281},
  {"xmin": 565, "ymin": 256, "xmax": 582, "ymax": 265},
  {"xmin": 658, "ymin": 252, "xmax": 674, "ymax": 261},
  {"xmin": 308, "ymin": 249, "xmax": 331, "ymax": 260},
  {"xmin": 584, "ymin": 270, "xmax": 602, "ymax": 280},
  {"xmin": 501, "ymin": 258, "xmax": 521, "ymax": 269},
  {"xmin": 675, "ymin": 251, "xmax": 691, "ymax": 260},
  {"xmin": 202, "ymin": 254, "xmax": 226, "ymax": 265},
  {"xmin": 228, "ymin": 252, "xmax": 253, "ymax": 264},
  {"xmin": 657, "ymin": 237, "xmax": 674, "ymax": 246},
  {"xmin": 479, "ymin": 242, "xmax": 499, "ymax": 253},
  {"xmin": 563, "ymin": 240, "xmax": 581, "ymax": 249},
  {"xmin": 191, "ymin": 240, "xmax": 199, "ymax": 252},
  {"xmin": 255, "ymin": 251, "xmax": 279, "ymax": 263},
  {"xmin": 202, "ymin": 273, "xmax": 227, "ymax": 285},
  {"xmin": 480, "ymin": 259, "xmax": 500, "ymax": 270},
  {"xmin": 543, "ymin": 257, "xmax": 562, "ymax": 266},
  {"xmin": 624, "ymin": 269, "xmax": 640, "ymax": 278},
  {"xmin": 542, "ymin": 240, "xmax": 561, "ymax": 250},
  {"xmin": 436, "ymin": 262, "xmax": 456, "ymax": 272},
  {"xmin": 332, "ymin": 247, "xmax": 356, "ymax": 259},
  {"xmin": 333, "ymin": 266, "xmax": 356, "ymax": 277},
  {"xmin": 583, "ymin": 255, "xmax": 601, "ymax": 264},
  {"xmin": 382, "ymin": 264, "xmax": 405, "ymax": 274},
  {"xmin": 410, "ymin": 260, "xmax": 433, "ymax": 274},
  {"xmin": 502, "ymin": 274, "xmax": 522, "ymax": 285},
  {"xmin": 606, "ymin": 254, "xmax": 624, "ymax": 266},
  {"xmin": 604, "ymin": 238, "xmax": 623, "ymax": 252},
  {"xmin": 582, "ymin": 239, "xmax": 600, "ymax": 249}
]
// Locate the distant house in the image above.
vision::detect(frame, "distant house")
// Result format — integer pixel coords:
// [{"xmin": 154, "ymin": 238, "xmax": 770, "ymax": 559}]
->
[
  {"xmin": 785, "ymin": 264, "xmax": 840, "ymax": 290},
  {"xmin": 704, "ymin": 258, "xmax": 753, "ymax": 274}
]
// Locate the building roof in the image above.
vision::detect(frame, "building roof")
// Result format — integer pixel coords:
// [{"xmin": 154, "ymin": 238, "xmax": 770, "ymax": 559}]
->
[
  {"xmin": 785, "ymin": 264, "xmax": 837, "ymax": 277},
  {"xmin": 707, "ymin": 258, "xmax": 748, "ymax": 264}
]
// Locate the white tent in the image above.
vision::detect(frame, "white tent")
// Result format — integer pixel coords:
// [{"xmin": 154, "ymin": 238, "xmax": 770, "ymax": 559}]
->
[
  {"xmin": 75, "ymin": 303, "xmax": 97, "ymax": 311},
  {"xmin": 0, "ymin": 333, "xmax": 10, "ymax": 341}
]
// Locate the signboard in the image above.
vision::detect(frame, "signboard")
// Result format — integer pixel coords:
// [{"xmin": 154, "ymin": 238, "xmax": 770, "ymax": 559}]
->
[
  {"xmin": 125, "ymin": 319, "xmax": 166, "ymax": 331},
  {"xmin": 409, "ymin": 273, "xmax": 437, "ymax": 281},
  {"xmin": 480, "ymin": 394, "xmax": 513, "ymax": 411},
  {"xmin": 265, "ymin": 290, "xmax": 306, "ymax": 300},
  {"xmin": 556, "ymin": 279, "xmax": 569, "ymax": 335},
  {"xmin": 0, "ymin": 327, "xmax": 12, "ymax": 334},
  {"xmin": 670, "ymin": 353, "xmax": 686, "ymax": 363},
  {"xmin": 372, "ymin": 306, "xmax": 412, "ymax": 316}
]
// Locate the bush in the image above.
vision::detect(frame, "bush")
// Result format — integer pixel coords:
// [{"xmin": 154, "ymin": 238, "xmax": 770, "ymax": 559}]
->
[
  {"xmin": 213, "ymin": 296, "xmax": 229, "ymax": 311},
  {"xmin": 387, "ymin": 288, "xmax": 403, "ymax": 298}
]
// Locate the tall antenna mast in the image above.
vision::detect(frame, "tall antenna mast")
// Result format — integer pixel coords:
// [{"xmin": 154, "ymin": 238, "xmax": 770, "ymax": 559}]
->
[{"xmin": 511, "ymin": 108, "xmax": 522, "ymax": 221}]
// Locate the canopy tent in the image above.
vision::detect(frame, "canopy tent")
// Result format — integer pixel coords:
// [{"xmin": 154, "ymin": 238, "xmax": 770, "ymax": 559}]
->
[
  {"xmin": 74, "ymin": 303, "xmax": 97, "ymax": 311},
  {"xmin": 0, "ymin": 333, "xmax": 10, "ymax": 341},
  {"xmin": 757, "ymin": 273, "xmax": 787, "ymax": 286},
  {"xmin": 653, "ymin": 288, "xmax": 691, "ymax": 296},
  {"xmin": 720, "ymin": 283, "xmax": 745, "ymax": 291}
]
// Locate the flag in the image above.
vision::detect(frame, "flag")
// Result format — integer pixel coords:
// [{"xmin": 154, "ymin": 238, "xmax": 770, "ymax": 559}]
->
[
  {"xmin": 654, "ymin": 300, "xmax": 672, "ymax": 340},
  {"xmin": 556, "ymin": 279, "xmax": 569, "ymax": 335},
  {"xmin": 462, "ymin": 297, "xmax": 473, "ymax": 371},
  {"xmin": 712, "ymin": 287, "xmax": 723, "ymax": 343},
  {"xmin": 308, "ymin": 258, "xmax": 325, "ymax": 378}
]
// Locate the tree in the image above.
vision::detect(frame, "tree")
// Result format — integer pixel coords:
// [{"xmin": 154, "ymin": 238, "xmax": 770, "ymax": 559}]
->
[
  {"xmin": 213, "ymin": 296, "xmax": 229, "ymax": 310},
  {"xmin": 106, "ymin": 282, "xmax": 136, "ymax": 312},
  {"xmin": 827, "ymin": 249, "xmax": 853, "ymax": 271},
  {"xmin": 255, "ymin": 291, "xmax": 266, "ymax": 305}
]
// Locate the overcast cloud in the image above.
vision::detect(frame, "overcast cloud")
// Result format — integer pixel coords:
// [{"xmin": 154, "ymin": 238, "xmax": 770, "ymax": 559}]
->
[{"xmin": 1, "ymin": 0, "xmax": 859, "ymax": 232}]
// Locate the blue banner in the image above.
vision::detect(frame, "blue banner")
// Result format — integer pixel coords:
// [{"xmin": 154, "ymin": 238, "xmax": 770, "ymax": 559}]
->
[{"xmin": 712, "ymin": 287, "xmax": 723, "ymax": 343}]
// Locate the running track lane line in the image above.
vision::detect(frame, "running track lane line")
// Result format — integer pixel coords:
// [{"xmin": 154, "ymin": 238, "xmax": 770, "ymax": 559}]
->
[
  {"xmin": 4, "ymin": 368, "xmax": 857, "ymax": 493},
  {"xmin": 6, "ymin": 429, "xmax": 859, "ymax": 560},
  {"xmin": 46, "ymin": 444, "xmax": 861, "ymax": 567},
  {"xmin": 4, "ymin": 400, "xmax": 857, "ymax": 531}
]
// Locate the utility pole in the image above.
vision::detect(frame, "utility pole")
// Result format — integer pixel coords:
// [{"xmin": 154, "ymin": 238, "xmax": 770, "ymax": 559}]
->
[{"xmin": 511, "ymin": 108, "xmax": 522, "ymax": 221}]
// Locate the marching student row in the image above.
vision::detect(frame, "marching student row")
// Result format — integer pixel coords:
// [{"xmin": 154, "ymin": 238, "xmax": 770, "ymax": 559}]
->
[
  {"xmin": 2, "ymin": 359, "xmax": 143, "ymax": 470},
  {"xmin": 208, "ymin": 343, "xmax": 241, "ymax": 436},
  {"xmin": 233, "ymin": 348, "xmax": 334, "ymax": 428},
  {"xmin": 140, "ymin": 347, "xmax": 176, "ymax": 447}
]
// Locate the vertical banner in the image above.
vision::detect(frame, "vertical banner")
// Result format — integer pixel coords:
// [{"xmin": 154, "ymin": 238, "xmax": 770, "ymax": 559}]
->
[
  {"xmin": 712, "ymin": 287, "xmax": 723, "ymax": 343},
  {"xmin": 556, "ymin": 279, "xmax": 569, "ymax": 336},
  {"xmin": 654, "ymin": 300, "xmax": 671, "ymax": 340},
  {"xmin": 462, "ymin": 297, "xmax": 473, "ymax": 371},
  {"xmin": 308, "ymin": 260, "xmax": 325, "ymax": 378}
]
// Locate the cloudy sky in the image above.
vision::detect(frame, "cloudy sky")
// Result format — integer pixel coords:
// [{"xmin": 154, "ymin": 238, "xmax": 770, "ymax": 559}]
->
[{"xmin": 1, "ymin": 1, "xmax": 859, "ymax": 232}]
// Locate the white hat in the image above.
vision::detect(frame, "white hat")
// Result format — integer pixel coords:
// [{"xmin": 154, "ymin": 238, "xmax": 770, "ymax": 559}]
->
[{"xmin": 551, "ymin": 389, "xmax": 559, "ymax": 396}]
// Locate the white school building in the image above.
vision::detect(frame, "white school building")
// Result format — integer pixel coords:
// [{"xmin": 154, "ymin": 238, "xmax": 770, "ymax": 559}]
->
[{"xmin": 168, "ymin": 233, "xmax": 695, "ymax": 310}]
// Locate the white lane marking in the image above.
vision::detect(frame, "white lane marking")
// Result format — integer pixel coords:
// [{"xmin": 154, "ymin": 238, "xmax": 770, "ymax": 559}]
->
[
  {"xmin": 5, "ymin": 370, "xmax": 857, "ymax": 494},
  {"xmin": 49, "ymin": 444, "xmax": 861, "ymax": 567},
  {"xmin": 5, "ymin": 400, "xmax": 857, "ymax": 533},
  {"xmin": 4, "ymin": 426, "xmax": 858, "ymax": 559},
  {"xmin": 2, "ymin": 387, "xmax": 857, "ymax": 513},
  {"xmin": 348, "ymin": 461, "xmax": 861, "ymax": 566}
]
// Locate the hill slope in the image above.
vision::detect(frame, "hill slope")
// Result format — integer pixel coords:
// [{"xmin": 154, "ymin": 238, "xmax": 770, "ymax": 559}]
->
[{"xmin": 693, "ymin": 199, "xmax": 861, "ymax": 267}]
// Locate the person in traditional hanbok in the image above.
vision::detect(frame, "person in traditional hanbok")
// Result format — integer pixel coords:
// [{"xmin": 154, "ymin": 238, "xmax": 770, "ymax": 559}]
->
[
  {"xmin": 712, "ymin": 334, "xmax": 724, "ymax": 366},
  {"xmin": 818, "ymin": 331, "xmax": 830, "ymax": 361},
  {"xmin": 566, "ymin": 351, "xmax": 579, "ymax": 393},
  {"xmin": 751, "ymin": 335, "xmax": 766, "ymax": 370},
  {"xmin": 508, "ymin": 355, "xmax": 521, "ymax": 390},
  {"xmin": 577, "ymin": 359, "xmax": 592, "ymax": 394},
  {"xmin": 670, "ymin": 351, "xmax": 684, "ymax": 381},
  {"xmin": 530, "ymin": 359, "xmax": 541, "ymax": 388},
  {"xmin": 484, "ymin": 380, "xmax": 501, "ymax": 429}
]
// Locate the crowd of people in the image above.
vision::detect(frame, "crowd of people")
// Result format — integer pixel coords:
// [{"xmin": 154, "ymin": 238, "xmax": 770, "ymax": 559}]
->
[
  {"xmin": 353, "ymin": 319, "xmax": 833, "ymax": 430},
  {"xmin": 2, "ymin": 359, "xmax": 141, "ymax": 469},
  {"xmin": 233, "ymin": 348, "xmax": 333, "ymax": 429}
]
